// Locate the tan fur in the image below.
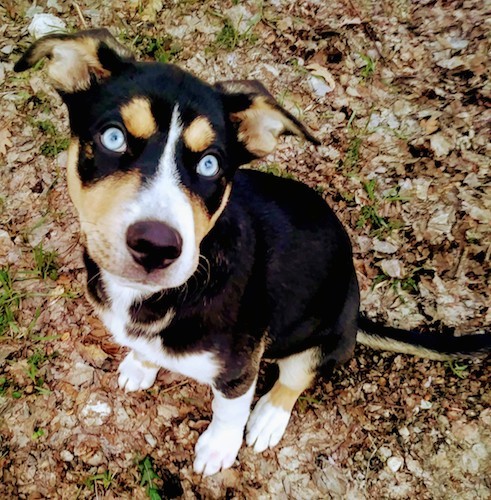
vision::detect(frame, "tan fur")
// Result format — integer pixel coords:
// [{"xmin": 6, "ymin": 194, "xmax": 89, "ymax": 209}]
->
[
  {"xmin": 268, "ymin": 382, "xmax": 303, "ymax": 411},
  {"xmin": 231, "ymin": 96, "xmax": 304, "ymax": 157},
  {"xmin": 356, "ymin": 331, "xmax": 454, "ymax": 361},
  {"xmin": 268, "ymin": 347, "xmax": 320, "ymax": 410},
  {"xmin": 38, "ymin": 37, "xmax": 109, "ymax": 92},
  {"xmin": 121, "ymin": 97, "xmax": 157, "ymax": 139},
  {"xmin": 183, "ymin": 116, "xmax": 216, "ymax": 152},
  {"xmin": 187, "ymin": 184, "xmax": 232, "ymax": 244},
  {"xmin": 66, "ymin": 139, "xmax": 141, "ymax": 272}
]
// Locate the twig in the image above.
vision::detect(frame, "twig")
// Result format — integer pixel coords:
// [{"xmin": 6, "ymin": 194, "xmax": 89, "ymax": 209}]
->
[
  {"xmin": 160, "ymin": 379, "xmax": 189, "ymax": 394},
  {"xmin": 72, "ymin": 2, "xmax": 88, "ymax": 29}
]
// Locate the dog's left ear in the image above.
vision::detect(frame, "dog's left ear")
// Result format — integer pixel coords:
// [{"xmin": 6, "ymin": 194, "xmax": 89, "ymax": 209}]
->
[
  {"xmin": 215, "ymin": 80, "xmax": 320, "ymax": 159},
  {"xmin": 14, "ymin": 28, "xmax": 133, "ymax": 94}
]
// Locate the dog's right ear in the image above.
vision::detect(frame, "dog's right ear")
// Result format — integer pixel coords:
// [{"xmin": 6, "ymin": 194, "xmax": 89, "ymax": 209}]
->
[{"xmin": 14, "ymin": 28, "xmax": 133, "ymax": 93}]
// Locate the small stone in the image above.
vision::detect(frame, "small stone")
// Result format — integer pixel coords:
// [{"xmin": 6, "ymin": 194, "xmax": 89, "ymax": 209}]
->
[
  {"xmin": 145, "ymin": 433, "xmax": 157, "ymax": 448},
  {"xmin": 387, "ymin": 456, "xmax": 404, "ymax": 472},
  {"xmin": 379, "ymin": 446, "xmax": 392, "ymax": 460},
  {"xmin": 399, "ymin": 426, "xmax": 410, "ymax": 438},
  {"xmin": 60, "ymin": 450, "xmax": 74, "ymax": 462},
  {"xmin": 420, "ymin": 399, "xmax": 432, "ymax": 410},
  {"xmin": 85, "ymin": 450, "xmax": 105, "ymax": 466},
  {"xmin": 0, "ymin": 45, "xmax": 13, "ymax": 55}
]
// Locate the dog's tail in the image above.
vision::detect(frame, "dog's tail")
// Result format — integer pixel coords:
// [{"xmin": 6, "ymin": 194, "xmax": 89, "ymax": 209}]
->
[{"xmin": 356, "ymin": 314, "xmax": 491, "ymax": 361}]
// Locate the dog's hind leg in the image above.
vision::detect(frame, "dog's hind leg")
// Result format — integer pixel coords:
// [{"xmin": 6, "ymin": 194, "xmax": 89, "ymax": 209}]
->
[{"xmin": 246, "ymin": 347, "xmax": 320, "ymax": 453}]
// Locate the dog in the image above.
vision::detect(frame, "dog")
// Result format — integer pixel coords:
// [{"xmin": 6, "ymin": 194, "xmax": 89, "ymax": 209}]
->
[{"xmin": 15, "ymin": 29, "xmax": 490, "ymax": 476}]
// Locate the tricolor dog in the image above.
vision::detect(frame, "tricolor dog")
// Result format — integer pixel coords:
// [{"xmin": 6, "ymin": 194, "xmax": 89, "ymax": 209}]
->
[{"xmin": 15, "ymin": 29, "xmax": 490, "ymax": 476}]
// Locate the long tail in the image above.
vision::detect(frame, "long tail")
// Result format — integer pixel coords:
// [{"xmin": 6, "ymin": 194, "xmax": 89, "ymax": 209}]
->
[{"xmin": 356, "ymin": 314, "xmax": 491, "ymax": 361}]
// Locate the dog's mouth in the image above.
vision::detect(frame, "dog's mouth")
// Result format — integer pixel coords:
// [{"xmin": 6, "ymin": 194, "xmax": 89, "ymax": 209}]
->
[{"xmin": 92, "ymin": 242, "xmax": 200, "ymax": 294}]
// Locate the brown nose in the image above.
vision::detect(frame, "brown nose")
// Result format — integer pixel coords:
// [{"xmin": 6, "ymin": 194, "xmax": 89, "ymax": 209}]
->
[{"xmin": 126, "ymin": 220, "xmax": 182, "ymax": 272}]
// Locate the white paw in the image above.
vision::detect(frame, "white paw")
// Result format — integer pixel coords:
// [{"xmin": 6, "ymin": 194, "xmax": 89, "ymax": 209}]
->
[
  {"xmin": 246, "ymin": 393, "xmax": 291, "ymax": 453},
  {"xmin": 193, "ymin": 422, "xmax": 244, "ymax": 476},
  {"xmin": 118, "ymin": 351, "xmax": 159, "ymax": 392}
]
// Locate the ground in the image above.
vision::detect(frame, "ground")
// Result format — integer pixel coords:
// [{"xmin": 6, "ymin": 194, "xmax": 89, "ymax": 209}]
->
[{"xmin": 0, "ymin": 0, "xmax": 490, "ymax": 498}]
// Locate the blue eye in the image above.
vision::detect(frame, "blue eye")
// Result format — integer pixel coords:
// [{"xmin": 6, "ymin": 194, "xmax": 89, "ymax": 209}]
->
[
  {"xmin": 100, "ymin": 126, "xmax": 127, "ymax": 153},
  {"xmin": 196, "ymin": 154, "xmax": 220, "ymax": 177}
]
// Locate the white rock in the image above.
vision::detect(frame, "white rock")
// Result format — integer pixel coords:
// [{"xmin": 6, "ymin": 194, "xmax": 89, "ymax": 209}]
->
[
  {"xmin": 398, "ymin": 426, "xmax": 410, "ymax": 438},
  {"xmin": 420, "ymin": 399, "xmax": 432, "ymax": 410},
  {"xmin": 85, "ymin": 450, "xmax": 105, "ymax": 466},
  {"xmin": 387, "ymin": 456, "xmax": 404, "ymax": 472},
  {"xmin": 379, "ymin": 446, "xmax": 392, "ymax": 460},
  {"xmin": 145, "ymin": 433, "xmax": 157, "ymax": 447},
  {"xmin": 60, "ymin": 450, "xmax": 74, "ymax": 462},
  {"xmin": 28, "ymin": 13, "xmax": 66, "ymax": 40}
]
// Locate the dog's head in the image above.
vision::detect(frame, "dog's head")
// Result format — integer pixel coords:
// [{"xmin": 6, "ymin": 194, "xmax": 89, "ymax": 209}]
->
[{"xmin": 15, "ymin": 29, "xmax": 319, "ymax": 293}]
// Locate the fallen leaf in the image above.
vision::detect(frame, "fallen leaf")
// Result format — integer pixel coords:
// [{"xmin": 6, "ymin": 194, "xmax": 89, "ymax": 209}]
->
[
  {"xmin": 420, "ymin": 116, "xmax": 439, "ymax": 135},
  {"xmin": 380, "ymin": 259, "xmax": 405, "ymax": 278},
  {"xmin": 306, "ymin": 63, "xmax": 336, "ymax": 92},
  {"xmin": 0, "ymin": 127, "xmax": 12, "ymax": 156}
]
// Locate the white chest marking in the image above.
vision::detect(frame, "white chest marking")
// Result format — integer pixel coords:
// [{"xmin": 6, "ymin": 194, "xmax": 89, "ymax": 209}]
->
[{"xmin": 100, "ymin": 272, "xmax": 220, "ymax": 385}]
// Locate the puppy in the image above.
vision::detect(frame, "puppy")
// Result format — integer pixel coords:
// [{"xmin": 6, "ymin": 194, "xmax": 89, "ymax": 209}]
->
[{"xmin": 15, "ymin": 29, "xmax": 490, "ymax": 476}]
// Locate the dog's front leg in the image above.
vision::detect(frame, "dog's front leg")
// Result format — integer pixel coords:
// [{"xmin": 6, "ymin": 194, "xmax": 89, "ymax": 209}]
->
[
  {"xmin": 193, "ymin": 381, "xmax": 256, "ymax": 476},
  {"xmin": 118, "ymin": 350, "xmax": 160, "ymax": 392}
]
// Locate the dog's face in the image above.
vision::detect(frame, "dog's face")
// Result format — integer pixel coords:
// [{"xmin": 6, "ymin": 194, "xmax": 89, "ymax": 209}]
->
[{"xmin": 16, "ymin": 29, "xmax": 318, "ymax": 292}]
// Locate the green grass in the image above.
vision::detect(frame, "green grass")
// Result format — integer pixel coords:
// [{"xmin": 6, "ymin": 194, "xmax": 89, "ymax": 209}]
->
[
  {"xmin": 32, "ymin": 119, "xmax": 70, "ymax": 157},
  {"xmin": 26, "ymin": 348, "xmax": 56, "ymax": 394},
  {"xmin": 33, "ymin": 243, "xmax": 59, "ymax": 280},
  {"xmin": 445, "ymin": 360, "xmax": 469, "ymax": 379},
  {"xmin": 0, "ymin": 267, "xmax": 22, "ymax": 336},
  {"xmin": 356, "ymin": 180, "xmax": 404, "ymax": 237},
  {"xmin": 139, "ymin": 456, "xmax": 163, "ymax": 500},
  {"xmin": 215, "ymin": 18, "xmax": 240, "ymax": 50},
  {"xmin": 372, "ymin": 266, "xmax": 427, "ymax": 297},
  {"xmin": 342, "ymin": 136, "xmax": 363, "ymax": 171},
  {"xmin": 31, "ymin": 428, "xmax": 45, "ymax": 440},
  {"xmin": 131, "ymin": 33, "xmax": 182, "ymax": 63},
  {"xmin": 359, "ymin": 53, "xmax": 376, "ymax": 80},
  {"xmin": 84, "ymin": 471, "xmax": 115, "ymax": 492},
  {"xmin": 256, "ymin": 162, "xmax": 296, "ymax": 180},
  {"xmin": 209, "ymin": 10, "xmax": 260, "ymax": 52}
]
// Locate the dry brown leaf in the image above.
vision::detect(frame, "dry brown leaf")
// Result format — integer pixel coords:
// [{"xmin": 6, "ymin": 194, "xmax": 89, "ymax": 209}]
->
[
  {"xmin": 305, "ymin": 63, "xmax": 336, "ymax": 91},
  {"xmin": 0, "ymin": 127, "xmax": 12, "ymax": 155}
]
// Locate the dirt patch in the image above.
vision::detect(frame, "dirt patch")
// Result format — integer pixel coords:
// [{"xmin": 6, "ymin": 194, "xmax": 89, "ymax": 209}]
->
[{"xmin": 0, "ymin": 1, "xmax": 489, "ymax": 498}]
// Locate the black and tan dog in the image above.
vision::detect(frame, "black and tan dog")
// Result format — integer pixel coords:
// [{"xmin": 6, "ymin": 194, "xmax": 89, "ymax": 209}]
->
[{"xmin": 15, "ymin": 29, "xmax": 490, "ymax": 476}]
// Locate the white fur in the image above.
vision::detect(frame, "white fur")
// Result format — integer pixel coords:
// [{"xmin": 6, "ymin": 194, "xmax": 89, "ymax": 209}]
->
[
  {"xmin": 194, "ymin": 383, "xmax": 256, "ymax": 476},
  {"xmin": 118, "ymin": 350, "xmax": 159, "ymax": 391},
  {"xmin": 120, "ymin": 105, "xmax": 199, "ymax": 290},
  {"xmin": 246, "ymin": 348, "xmax": 319, "ymax": 452},
  {"xmin": 101, "ymin": 272, "xmax": 220, "ymax": 386},
  {"xmin": 246, "ymin": 393, "xmax": 291, "ymax": 452}
]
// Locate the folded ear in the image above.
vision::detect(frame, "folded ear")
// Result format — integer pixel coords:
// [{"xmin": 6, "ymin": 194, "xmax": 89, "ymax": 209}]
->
[
  {"xmin": 14, "ymin": 28, "xmax": 133, "ymax": 93},
  {"xmin": 215, "ymin": 80, "xmax": 320, "ymax": 159}
]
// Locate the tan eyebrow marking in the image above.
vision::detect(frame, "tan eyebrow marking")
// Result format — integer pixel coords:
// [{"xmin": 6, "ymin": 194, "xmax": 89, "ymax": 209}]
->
[
  {"xmin": 120, "ymin": 97, "xmax": 157, "ymax": 139},
  {"xmin": 183, "ymin": 116, "xmax": 215, "ymax": 152}
]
